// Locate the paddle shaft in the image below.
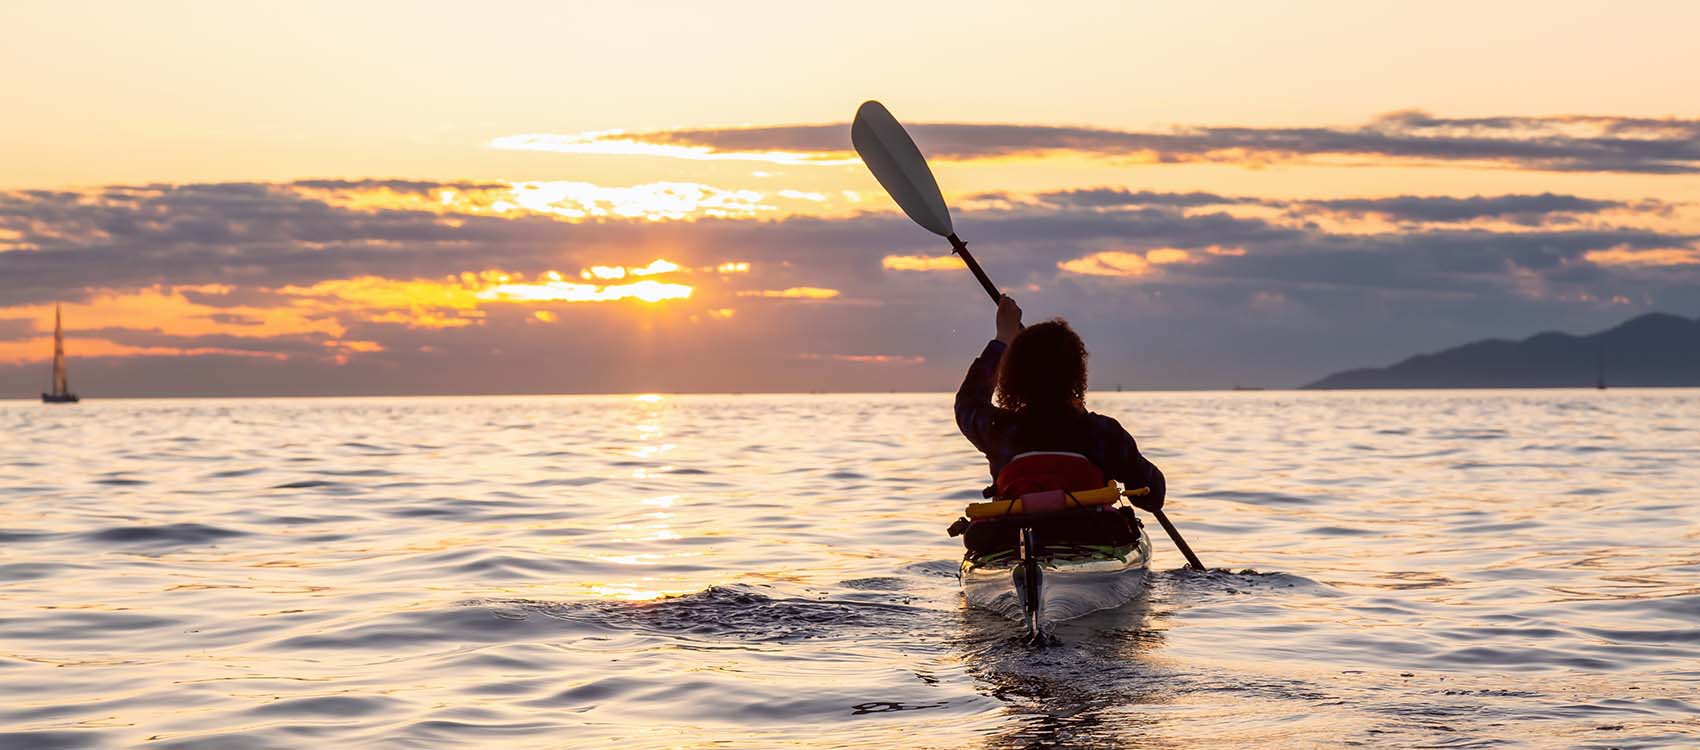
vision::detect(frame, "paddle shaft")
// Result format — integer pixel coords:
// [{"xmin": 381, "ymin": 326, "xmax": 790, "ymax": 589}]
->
[
  {"xmin": 948, "ymin": 233, "xmax": 1002, "ymax": 304},
  {"xmin": 1152, "ymin": 509, "xmax": 1205, "ymax": 571}
]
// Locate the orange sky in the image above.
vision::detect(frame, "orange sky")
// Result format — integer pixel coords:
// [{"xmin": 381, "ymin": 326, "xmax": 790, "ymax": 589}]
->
[
  {"xmin": 5, "ymin": 2, "xmax": 1700, "ymax": 188},
  {"xmin": 1, "ymin": 2, "xmax": 1697, "ymax": 394}
]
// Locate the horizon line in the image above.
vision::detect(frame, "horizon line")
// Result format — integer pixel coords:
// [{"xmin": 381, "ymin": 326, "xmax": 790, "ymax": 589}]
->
[{"xmin": 9, "ymin": 385, "xmax": 1699, "ymax": 403}]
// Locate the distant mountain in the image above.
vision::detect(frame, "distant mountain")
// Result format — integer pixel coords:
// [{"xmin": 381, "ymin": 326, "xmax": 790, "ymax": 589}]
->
[{"xmin": 1304, "ymin": 313, "xmax": 1700, "ymax": 389}]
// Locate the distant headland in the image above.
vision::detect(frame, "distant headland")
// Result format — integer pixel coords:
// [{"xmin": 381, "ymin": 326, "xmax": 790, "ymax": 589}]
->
[{"xmin": 1305, "ymin": 313, "xmax": 1700, "ymax": 389}]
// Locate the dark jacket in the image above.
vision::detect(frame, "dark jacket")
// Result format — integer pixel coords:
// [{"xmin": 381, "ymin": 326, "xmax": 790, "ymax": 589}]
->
[{"xmin": 955, "ymin": 340, "xmax": 1165, "ymax": 504}]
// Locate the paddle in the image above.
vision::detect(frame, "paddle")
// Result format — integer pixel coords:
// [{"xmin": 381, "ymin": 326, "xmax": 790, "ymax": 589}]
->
[
  {"xmin": 850, "ymin": 101, "xmax": 1001, "ymax": 304},
  {"xmin": 1122, "ymin": 487, "xmax": 1205, "ymax": 570},
  {"xmin": 852, "ymin": 99, "xmax": 1208, "ymax": 572}
]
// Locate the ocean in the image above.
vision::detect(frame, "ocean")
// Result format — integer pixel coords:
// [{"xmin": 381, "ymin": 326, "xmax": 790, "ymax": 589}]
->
[{"xmin": 2, "ymin": 391, "xmax": 1697, "ymax": 749}]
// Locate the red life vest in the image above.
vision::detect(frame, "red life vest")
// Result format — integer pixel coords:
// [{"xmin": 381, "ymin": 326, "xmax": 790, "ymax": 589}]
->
[{"xmin": 995, "ymin": 451, "xmax": 1106, "ymax": 497}]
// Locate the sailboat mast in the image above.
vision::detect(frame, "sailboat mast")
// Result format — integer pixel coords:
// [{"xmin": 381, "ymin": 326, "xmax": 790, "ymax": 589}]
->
[{"xmin": 52, "ymin": 303, "xmax": 67, "ymax": 395}]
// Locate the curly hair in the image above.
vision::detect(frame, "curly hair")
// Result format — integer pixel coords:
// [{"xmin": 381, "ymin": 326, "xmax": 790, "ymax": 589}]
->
[{"xmin": 995, "ymin": 318, "xmax": 1088, "ymax": 412}]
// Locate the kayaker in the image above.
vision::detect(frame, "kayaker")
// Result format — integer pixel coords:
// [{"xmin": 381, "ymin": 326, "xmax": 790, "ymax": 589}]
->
[{"xmin": 955, "ymin": 296, "xmax": 1166, "ymax": 550}]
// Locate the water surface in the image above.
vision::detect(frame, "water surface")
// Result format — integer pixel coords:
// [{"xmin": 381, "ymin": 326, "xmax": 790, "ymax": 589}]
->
[{"xmin": 2, "ymin": 391, "xmax": 1697, "ymax": 748}]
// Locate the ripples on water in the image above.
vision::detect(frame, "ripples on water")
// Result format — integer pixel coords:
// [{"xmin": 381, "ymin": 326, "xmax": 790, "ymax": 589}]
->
[{"xmin": 1, "ymin": 391, "xmax": 1697, "ymax": 748}]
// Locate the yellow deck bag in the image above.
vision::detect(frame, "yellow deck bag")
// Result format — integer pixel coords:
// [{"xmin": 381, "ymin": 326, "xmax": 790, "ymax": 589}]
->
[{"xmin": 965, "ymin": 483, "xmax": 1137, "ymax": 520}]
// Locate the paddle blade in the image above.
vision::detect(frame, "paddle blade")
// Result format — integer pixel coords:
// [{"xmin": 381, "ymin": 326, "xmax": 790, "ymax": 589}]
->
[{"xmin": 851, "ymin": 100, "xmax": 953, "ymax": 237}]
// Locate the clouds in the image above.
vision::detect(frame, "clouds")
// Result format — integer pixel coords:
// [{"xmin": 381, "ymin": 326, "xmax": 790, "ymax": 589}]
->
[
  {"xmin": 78, "ymin": 327, "xmax": 327, "ymax": 357},
  {"xmin": 1297, "ymin": 193, "xmax": 1629, "ymax": 224},
  {"xmin": 881, "ymin": 255, "xmax": 963, "ymax": 272},
  {"xmin": 0, "ymin": 179, "xmax": 865, "ymax": 308},
  {"xmin": 968, "ymin": 188, "xmax": 1659, "ymax": 238},
  {"xmin": 0, "ymin": 318, "xmax": 35, "ymax": 342},
  {"xmin": 5, "ymin": 180, "xmax": 1692, "ymax": 300},
  {"xmin": 1, "ymin": 174, "xmax": 1697, "ymax": 394},
  {"xmin": 1019, "ymin": 189, "xmax": 1259, "ymax": 210},
  {"xmin": 1057, "ymin": 251, "xmax": 1155, "ymax": 278},
  {"xmin": 1583, "ymin": 246, "xmax": 1700, "ymax": 267},
  {"xmin": 495, "ymin": 111, "xmax": 1700, "ymax": 174}
]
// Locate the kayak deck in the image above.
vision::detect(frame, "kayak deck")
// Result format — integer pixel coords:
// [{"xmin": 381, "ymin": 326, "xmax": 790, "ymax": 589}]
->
[{"xmin": 960, "ymin": 531, "xmax": 1152, "ymax": 627}]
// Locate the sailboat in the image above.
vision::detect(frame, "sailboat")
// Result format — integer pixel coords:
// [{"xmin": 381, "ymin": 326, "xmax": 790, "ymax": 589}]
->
[{"xmin": 41, "ymin": 304, "xmax": 79, "ymax": 404}]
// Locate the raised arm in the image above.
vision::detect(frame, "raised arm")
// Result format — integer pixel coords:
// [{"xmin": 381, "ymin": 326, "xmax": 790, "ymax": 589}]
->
[
  {"xmin": 955, "ymin": 339, "xmax": 1005, "ymax": 453},
  {"xmin": 954, "ymin": 296, "xmax": 1023, "ymax": 452}
]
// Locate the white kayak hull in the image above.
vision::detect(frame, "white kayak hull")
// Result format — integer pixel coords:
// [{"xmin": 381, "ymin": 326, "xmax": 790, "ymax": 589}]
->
[{"xmin": 960, "ymin": 530, "xmax": 1152, "ymax": 627}]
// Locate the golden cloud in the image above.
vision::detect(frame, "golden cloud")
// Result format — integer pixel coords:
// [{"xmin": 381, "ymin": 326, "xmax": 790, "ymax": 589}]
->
[
  {"xmin": 480, "ymin": 278, "xmax": 693, "ymax": 304},
  {"xmin": 1058, "ymin": 246, "xmax": 1242, "ymax": 278},
  {"xmin": 294, "ymin": 180, "xmax": 835, "ymax": 223},
  {"xmin": 487, "ymin": 131, "xmax": 857, "ymax": 167},
  {"xmin": 278, "ymin": 276, "xmax": 484, "ymax": 328},
  {"xmin": 579, "ymin": 259, "xmax": 690, "ymax": 281},
  {"xmin": 882, "ymin": 254, "xmax": 962, "ymax": 272},
  {"xmin": 278, "ymin": 261, "xmax": 698, "ymax": 330},
  {"xmin": 583, "ymin": 266, "xmax": 628, "ymax": 280},
  {"xmin": 735, "ymin": 287, "xmax": 841, "ymax": 299},
  {"xmin": 322, "ymin": 339, "xmax": 385, "ymax": 366},
  {"xmin": 0, "ymin": 256, "xmax": 730, "ymax": 365},
  {"xmin": 1057, "ymin": 251, "xmax": 1152, "ymax": 278},
  {"xmin": 0, "ymin": 285, "xmax": 347, "ymax": 364},
  {"xmin": 1144, "ymin": 248, "xmax": 1192, "ymax": 265},
  {"xmin": 0, "ymin": 337, "xmax": 289, "ymax": 365},
  {"xmin": 627, "ymin": 259, "xmax": 682, "ymax": 276},
  {"xmin": 1582, "ymin": 245, "xmax": 1700, "ymax": 267}
]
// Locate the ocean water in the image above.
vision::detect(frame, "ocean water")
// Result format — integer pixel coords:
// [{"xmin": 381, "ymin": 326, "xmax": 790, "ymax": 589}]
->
[{"xmin": 1, "ymin": 391, "xmax": 1697, "ymax": 749}]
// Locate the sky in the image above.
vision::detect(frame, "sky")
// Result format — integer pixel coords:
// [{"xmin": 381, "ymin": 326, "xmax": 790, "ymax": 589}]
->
[{"xmin": 2, "ymin": 0, "xmax": 1699, "ymax": 396}]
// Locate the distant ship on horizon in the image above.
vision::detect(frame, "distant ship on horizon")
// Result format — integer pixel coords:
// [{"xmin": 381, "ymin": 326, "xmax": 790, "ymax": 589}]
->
[{"xmin": 41, "ymin": 304, "xmax": 79, "ymax": 404}]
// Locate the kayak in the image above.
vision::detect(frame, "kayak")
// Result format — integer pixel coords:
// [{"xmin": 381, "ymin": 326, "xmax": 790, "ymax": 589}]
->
[{"xmin": 960, "ymin": 519, "xmax": 1151, "ymax": 638}]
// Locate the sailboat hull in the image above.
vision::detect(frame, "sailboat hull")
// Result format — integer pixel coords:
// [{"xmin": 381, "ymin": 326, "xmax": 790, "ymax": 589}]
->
[{"xmin": 41, "ymin": 393, "xmax": 79, "ymax": 404}]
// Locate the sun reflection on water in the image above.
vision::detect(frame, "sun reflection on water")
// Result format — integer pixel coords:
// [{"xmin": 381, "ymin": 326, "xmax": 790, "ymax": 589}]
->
[{"xmin": 588, "ymin": 582, "xmax": 669, "ymax": 601}]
